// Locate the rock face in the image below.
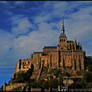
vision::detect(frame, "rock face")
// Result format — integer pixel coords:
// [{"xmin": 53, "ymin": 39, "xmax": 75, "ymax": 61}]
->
[{"xmin": 13, "ymin": 20, "xmax": 85, "ymax": 79}]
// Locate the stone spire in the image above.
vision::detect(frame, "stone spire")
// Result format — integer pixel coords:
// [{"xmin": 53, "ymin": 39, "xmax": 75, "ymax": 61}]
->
[
  {"xmin": 59, "ymin": 16, "xmax": 66, "ymax": 37},
  {"xmin": 61, "ymin": 16, "xmax": 65, "ymax": 34}
]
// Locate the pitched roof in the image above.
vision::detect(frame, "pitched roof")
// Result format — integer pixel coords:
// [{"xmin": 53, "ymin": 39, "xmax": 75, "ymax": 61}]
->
[{"xmin": 59, "ymin": 33, "xmax": 66, "ymax": 38}]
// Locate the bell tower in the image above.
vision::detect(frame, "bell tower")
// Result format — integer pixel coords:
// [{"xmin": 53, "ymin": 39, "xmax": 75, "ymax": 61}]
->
[{"xmin": 57, "ymin": 17, "xmax": 67, "ymax": 51}]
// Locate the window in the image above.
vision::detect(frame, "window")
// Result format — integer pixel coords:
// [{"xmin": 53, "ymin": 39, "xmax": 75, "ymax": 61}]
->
[{"xmin": 74, "ymin": 60, "xmax": 76, "ymax": 70}]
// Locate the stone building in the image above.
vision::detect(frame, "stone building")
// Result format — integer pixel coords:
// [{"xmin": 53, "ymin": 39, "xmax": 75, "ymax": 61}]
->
[
  {"xmin": 14, "ymin": 19, "xmax": 85, "ymax": 75},
  {"xmin": 14, "ymin": 59, "xmax": 32, "ymax": 73}
]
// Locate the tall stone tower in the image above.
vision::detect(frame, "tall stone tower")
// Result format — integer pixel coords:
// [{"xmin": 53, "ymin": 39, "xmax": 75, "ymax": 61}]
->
[
  {"xmin": 57, "ymin": 18, "xmax": 67, "ymax": 51},
  {"xmin": 57, "ymin": 18, "xmax": 85, "ymax": 72}
]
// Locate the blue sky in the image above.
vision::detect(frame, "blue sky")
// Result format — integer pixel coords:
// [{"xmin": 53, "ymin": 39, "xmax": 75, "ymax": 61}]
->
[{"xmin": 0, "ymin": 1, "xmax": 92, "ymax": 87}]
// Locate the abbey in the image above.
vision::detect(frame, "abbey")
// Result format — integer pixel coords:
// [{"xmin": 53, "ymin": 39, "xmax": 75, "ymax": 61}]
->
[{"xmin": 14, "ymin": 19, "xmax": 85, "ymax": 76}]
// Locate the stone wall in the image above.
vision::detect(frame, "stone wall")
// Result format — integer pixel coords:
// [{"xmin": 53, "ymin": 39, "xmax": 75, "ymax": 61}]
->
[
  {"xmin": 5, "ymin": 83, "xmax": 25, "ymax": 91},
  {"xmin": 14, "ymin": 59, "xmax": 32, "ymax": 74}
]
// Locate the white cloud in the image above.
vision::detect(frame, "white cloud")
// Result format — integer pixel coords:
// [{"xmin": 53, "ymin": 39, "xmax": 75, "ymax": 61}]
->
[
  {"xmin": 13, "ymin": 22, "xmax": 59, "ymax": 59},
  {"xmin": 0, "ymin": 1, "xmax": 9, "ymax": 4},
  {"xmin": 34, "ymin": 2, "xmax": 68, "ymax": 24},
  {"xmin": 66, "ymin": 6, "xmax": 92, "ymax": 40},
  {"xmin": 0, "ymin": 21, "xmax": 60, "ymax": 67},
  {"xmin": 11, "ymin": 17, "xmax": 33, "ymax": 35},
  {"xmin": 14, "ymin": 1, "xmax": 26, "ymax": 5},
  {"xmin": 34, "ymin": 14, "xmax": 50, "ymax": 23},
  {"xmin": 0, "ymin": 30, "xmax": 14, "ymax": 56},
  {"xmin": 1, "ymin": 1, "xmax": 92, "ymax": 67},
  {"xmin": 0, "ymin": 30, "xmax": 16, "ymax": 67}
]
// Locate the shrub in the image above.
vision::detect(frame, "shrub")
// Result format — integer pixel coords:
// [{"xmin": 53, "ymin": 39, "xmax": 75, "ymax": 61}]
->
[
  {"xmin": 41, "ymin": 80, "xmax": 49, "ymax": 89},
  {"xmin": 81, "ymin": 71, "xmax": 92, "ymax": 87},
  {"xmin": 53, "ymin": 69, "xmax": 60, "ymax": 78},
  {"xmin": 15, "ymin": 72, "xmax": 28, "ymax": 82},
  {"xmin": 87, "ymin": 65, "xmax": 92, "ymax": 72},
  {"xmin": 26, "ymin": 81, "xmax": 40, "ymax": 88},
  {"xmin": 86, "ymin": 83, "xmax": 92, "ymax": 88}
]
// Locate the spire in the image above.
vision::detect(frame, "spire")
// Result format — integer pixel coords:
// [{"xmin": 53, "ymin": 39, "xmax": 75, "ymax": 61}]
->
[
  {"xmin": 59, "ymin": 16, "xmax": 66, "ymax": 38},
  {"xmin": 61, "ymin": 16, "xmax": 65, "ymax": 34}
]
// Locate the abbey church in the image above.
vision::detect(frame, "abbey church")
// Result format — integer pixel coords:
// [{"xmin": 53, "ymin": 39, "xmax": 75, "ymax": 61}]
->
[{"xmin": 14, "ymin": 19, "xmax": 85, "ymax": 77}]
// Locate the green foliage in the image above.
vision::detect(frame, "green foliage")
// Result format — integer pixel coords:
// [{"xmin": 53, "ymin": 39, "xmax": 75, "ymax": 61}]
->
[
  {"xmin": 0, "ymin": 88, "xmax": 3, "ymax": 92},
  {"xmin": 12, "ymin": 86, "xmax": 23, "ymax": 91},
  {"xmin": 48, "ymin": 68, "xmax": 60, "ymax": 78},
  {"xmin": 42, "ymin": 67, "xmax": 48, "ymax": 73},
  {"xmin": 30, "ymin": 81, "xmax": 40, "ymax": 88},
  {"xmin": 83, "ymin": 72, "xmax": 92, "ymax": 83},
  {"xmin": 26, "ymin": 81, "xmax": 40, "ymax": 88},
  {"xmin": 37, "ymin": 79, "xmax": 45, "ymax": 87},
  {"xmin": 87, "ymin": 65, "xmax": 92, "ymax": 72},
  {"xmin": 53, "ymin": 69, "xmax": 60, "ymax": 78},
  {"xmin": 79, "ymin": 70, "xmax": 85, "ymax": 75},
  {"xmin": 38, "ymin": 79, "xmax": 49, "ymax": 89},
  {"xmin": 15, "ymin": 65, "xmax": 34, "ymax": 83},
  {"xmin": 73, "ymin": 78, "xmax": 81, "ymax": 82},
  {"xmin": 39, "ymin": 68, "xmax": 63, "ymax": 89},
  {"xmin": 15, "ymin": 72, "xmax": 28, "ymax": 82},
  {"xmin": 37, "ymin": 78, "xmax": 59, "ymax": 89},
  {"xmin": 42, "ymin": 81, "xmax": 49, "ymax": 89},
  {"xmin": 81, "ymin": 71, "xmax": 92, "ymax": 87},
  {"xmin": 58, "ymin": 73, "xmax": 63, "ymax": 85},
  {"xmin": 86, "ymin": 83, "xmax": 92, "ymax": 88},
  {"xmin": 48, "ymin": 79, "xmax": 58, "ymax": 88},
  {"xmin": 65, "ymin": 72, "xmax": 71, "ymax": 77}
]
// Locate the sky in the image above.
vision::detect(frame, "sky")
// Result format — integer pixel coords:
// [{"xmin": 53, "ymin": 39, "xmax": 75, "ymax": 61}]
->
[{"xmin": 0, "ymin": 1, "xmax": 92, "ymax": 87}]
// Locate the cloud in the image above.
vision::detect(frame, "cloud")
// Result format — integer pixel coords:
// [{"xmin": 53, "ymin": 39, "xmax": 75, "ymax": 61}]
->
[
  {"xmin": 0, "ymin": 20, "xmax": 60, "ymax": 67},
  {"xmin": 11, "ymin": 17, "xmax": 33, "ymax": 35},
  {"xmin": 0, "ymin": 1, "xmax": 92, "ymax": 68},
  {"xmin": 14, "ymin": 1, "xmax": 26, "ymax": 5},
  {"xmin": 13, "ymin": 22, "xmax": 59, "ymax": 59},
  {"xmin": 0, "ymin": 30, "xmax": 15, "ymax": 67},
  {"xmin": 34, "ymin": 14, "xmax": 50, "ymax": 23},
  {"xmin": 0, "ymin": 30, "xmax": 14, "ymax": 56},
  {"xmin": 66, "ymin": 6, "xmax": 92, "ymax": 40}
]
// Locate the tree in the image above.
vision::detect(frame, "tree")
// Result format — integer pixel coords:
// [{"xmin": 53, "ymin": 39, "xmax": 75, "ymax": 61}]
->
[
  {"xmin": 83, "ymin": 72, "xmax": 92, "ymax": 83},
  {"xmin": 42, "ymin": 80, "xmax": 49, "ymax": 89},
  {"xmin": 48, "ymin": 79, "xmax": 58, "ymax": 88},
  {"xmin": 53, "ymin": 69, "xmax": 60, "ymax": 78},
  {"xmin": 15, "ymin": 64, "xmax": 34, "ymax": 83},
  {"xmin": 26, "ymin": 80, "xmax": 40, "ymax": 88},
  {"xmin": 87, "ymin": 65, "xmax": 92, "ymax": 72},
  {"xmin": 65, "ymin": 72, "xmax": 71, "ymax": 77},
  {"xmin": 15, "ymin": 72, "xmax": 28, "ymax": 82},
  {"xmin": 86, "ymin": 83, "xmax": 92, "ymax": 88},
  {"xmin": 81, "ymin": 71, "xmax": 92, "ymax": 87}
]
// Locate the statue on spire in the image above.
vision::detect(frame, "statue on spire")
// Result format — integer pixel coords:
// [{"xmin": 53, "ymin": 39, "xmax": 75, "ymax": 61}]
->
[
  {"xmin": 61, "ymin": 16, "xmax": 65, "ymax": 34},
  {"xmin": 59, "ymin": 16, "xmax": 66, "ymax": 38}
]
